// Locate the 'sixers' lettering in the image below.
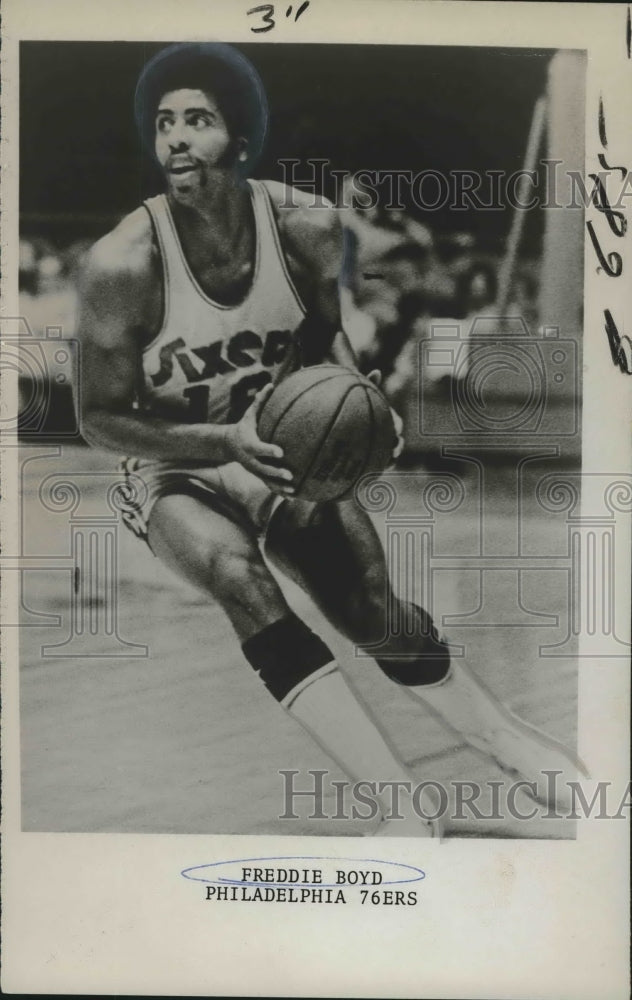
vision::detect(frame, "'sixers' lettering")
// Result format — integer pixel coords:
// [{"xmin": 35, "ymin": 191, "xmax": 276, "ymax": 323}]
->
[{"xmin": 149, "ymin": 328, "xmax": 293, "ymax": 387}]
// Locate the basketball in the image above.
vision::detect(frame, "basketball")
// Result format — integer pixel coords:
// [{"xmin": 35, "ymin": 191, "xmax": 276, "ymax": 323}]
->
[{"xmin": 257, "ymin": 364, "xmax": 396, "ymax": 501}]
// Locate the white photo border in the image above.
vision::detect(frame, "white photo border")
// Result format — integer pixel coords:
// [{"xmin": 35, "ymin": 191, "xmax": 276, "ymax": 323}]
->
[{"xmin": 2, "ymin": 2, "xmax": 630, "ymax": 997}]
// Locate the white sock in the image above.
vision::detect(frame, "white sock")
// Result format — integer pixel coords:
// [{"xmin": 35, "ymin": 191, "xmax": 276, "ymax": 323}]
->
[
  {"xmin": 284, "ymin": 663, "xmax": 411, "ymax": 788},
  {"xmin": 406, "ymin": 659, "xmax": 513, "ymax": 752},
  {"xmin": 406, "ymin": 659, "xmax": 586, "ymax": 810},
  {"xmin": 284, "ymin": 663, "xmax": 439, "ymax": 829}
]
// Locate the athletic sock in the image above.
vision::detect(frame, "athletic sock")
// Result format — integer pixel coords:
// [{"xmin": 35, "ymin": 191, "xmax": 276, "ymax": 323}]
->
[
  {"xmin": 242, "ymin": 613, "xmax": 437, "ymax": 829},
  {"xmin": 285, "ymin": 664, "xmax": 411, "ymax": 785},
  {"xmin": 405, "ymin": 658, "xmax": 516, "ymax": 750},
  {"xmin": 287, "ymin": 666, "xmax": 439, "ymax": 832}
]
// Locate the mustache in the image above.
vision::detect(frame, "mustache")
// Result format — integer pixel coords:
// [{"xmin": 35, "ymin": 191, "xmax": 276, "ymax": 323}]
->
[
  {"xmin": 163, "ymin": 140, "xmax": 241, "ymax": 179},
  {"xmin": 166, "ymin": 157, "xmax": 199, "ymax": 171}
]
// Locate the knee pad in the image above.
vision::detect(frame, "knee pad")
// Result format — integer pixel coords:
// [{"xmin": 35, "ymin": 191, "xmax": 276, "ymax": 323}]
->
[
  {"xmin": 377, "ymin": 650, "xmax": 450, "ymax": 687},
  {"xmin": 242, "ymin": 613, "xmax": 334, "ymax": 705},
  {"xmin": 376, "ymin": 607, "xmax": 451, "ymax": 686}
]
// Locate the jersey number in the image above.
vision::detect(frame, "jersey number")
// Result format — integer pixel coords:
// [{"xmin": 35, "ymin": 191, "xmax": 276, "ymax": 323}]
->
[{"xmin": 183, "ymin": 371, "xmax": 272, "ymax": 424}]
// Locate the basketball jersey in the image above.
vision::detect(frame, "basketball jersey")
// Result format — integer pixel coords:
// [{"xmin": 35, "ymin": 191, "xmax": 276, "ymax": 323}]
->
[{"xmin": 140, "ymin": 180, "xmax": 306, "ymax": 426}]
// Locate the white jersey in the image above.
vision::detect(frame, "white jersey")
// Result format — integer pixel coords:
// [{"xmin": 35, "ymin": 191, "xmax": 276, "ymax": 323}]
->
[{"xmin": 140, "ymin": 179, "xmax": 306, "ymax": 426}]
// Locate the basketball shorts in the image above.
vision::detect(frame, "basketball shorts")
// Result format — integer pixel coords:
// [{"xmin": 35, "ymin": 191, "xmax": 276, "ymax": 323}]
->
[{"xmin": 116, "ymin": 457, "xmax": 285, "ymax": 548}]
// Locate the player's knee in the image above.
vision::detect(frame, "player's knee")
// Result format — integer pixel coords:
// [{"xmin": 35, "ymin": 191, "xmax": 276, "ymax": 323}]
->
[
  {"xmin": 376, "ymin": 646, "xmax": 451, "ymax": 686},
  {"xmin": 242, "ymin": 613, "xmax": 334, "ymax": 705},
  {"xmin": 375, "ymin": 603, "xmax": 451, "ymax": 686}
]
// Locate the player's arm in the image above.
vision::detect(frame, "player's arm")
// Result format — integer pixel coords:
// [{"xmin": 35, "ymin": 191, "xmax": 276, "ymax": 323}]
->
[
  {"xmin": 280, "ymin": 201, "xmax": 360, "ymax": 368},
  {"xmin": 306, "ymin": 212, "xmax": 356, "ymax": 369},
  {"xmin": 283, "ymin": 201, "xmax": 404, "ymax": 456},
  {"xmin": 77, "ymin": 229, "xmax": 292, "ymax": 486}
]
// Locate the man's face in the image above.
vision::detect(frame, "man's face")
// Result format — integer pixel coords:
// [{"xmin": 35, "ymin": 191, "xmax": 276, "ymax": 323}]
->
[{"xmin": 154, "ymin": 88, "xmax": 241, "ymax": 196}]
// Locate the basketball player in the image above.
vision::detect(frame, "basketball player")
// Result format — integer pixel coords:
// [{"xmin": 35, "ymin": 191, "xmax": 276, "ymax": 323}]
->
[{"xmin": 78, "ymin": 42, "xmax": 585, "ymax": 837}]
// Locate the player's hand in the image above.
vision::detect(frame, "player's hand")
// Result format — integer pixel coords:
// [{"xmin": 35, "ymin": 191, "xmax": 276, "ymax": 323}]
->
[
  {"xmin": 224, "ymin": 384, "xmax": 295, "ymax": 495},
  {"xmin": 367, "ymin": 371, "xmax": 404, "ymax": 461},
  {"xmin": 390, "ymin": 406, "xmax": 405, "ymax": 461}
]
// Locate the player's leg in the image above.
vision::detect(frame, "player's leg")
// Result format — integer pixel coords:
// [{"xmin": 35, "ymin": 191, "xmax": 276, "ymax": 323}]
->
[
  {"xmin": 148, "ymin": 493, "xmax": 287, "ymax": 640},
  {"xmin": 146, "ymin": 492, "xmax": 438, "ymax": 835},
  {"xmin": 264, "ymin": 496, "xmax": 447, "ymax": 659},
  {"xmin": 265, "ymin": 497, "xmax": 587, "ymax": 810},
  {"xmin": 265, "ymin": 497, "xmax": 451, "ymax": 831}
]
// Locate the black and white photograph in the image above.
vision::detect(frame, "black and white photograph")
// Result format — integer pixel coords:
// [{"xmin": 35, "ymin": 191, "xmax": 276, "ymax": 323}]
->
[
  {"xmin": 2, "ymin": 1, "xmax": 630, "ymax": 996},
  {"xmin": 16, "ymin": 37, "xmax": 590, "ymax": 837}
]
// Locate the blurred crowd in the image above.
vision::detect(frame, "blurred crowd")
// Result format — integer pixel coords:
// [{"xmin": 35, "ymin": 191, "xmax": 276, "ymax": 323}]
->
[
  {"xmin": 338, "ymin": 194, "xmax": 539, "ymax": 409},
  {"xmin": 19, "ymin": 235, "xmax": 90, "ymax": 339}
]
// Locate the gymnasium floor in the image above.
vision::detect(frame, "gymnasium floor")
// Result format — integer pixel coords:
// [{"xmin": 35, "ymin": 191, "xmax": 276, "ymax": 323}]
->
[{"xmin": 18, "ymin": 443, "xmax": 579, "ymax": 839}]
